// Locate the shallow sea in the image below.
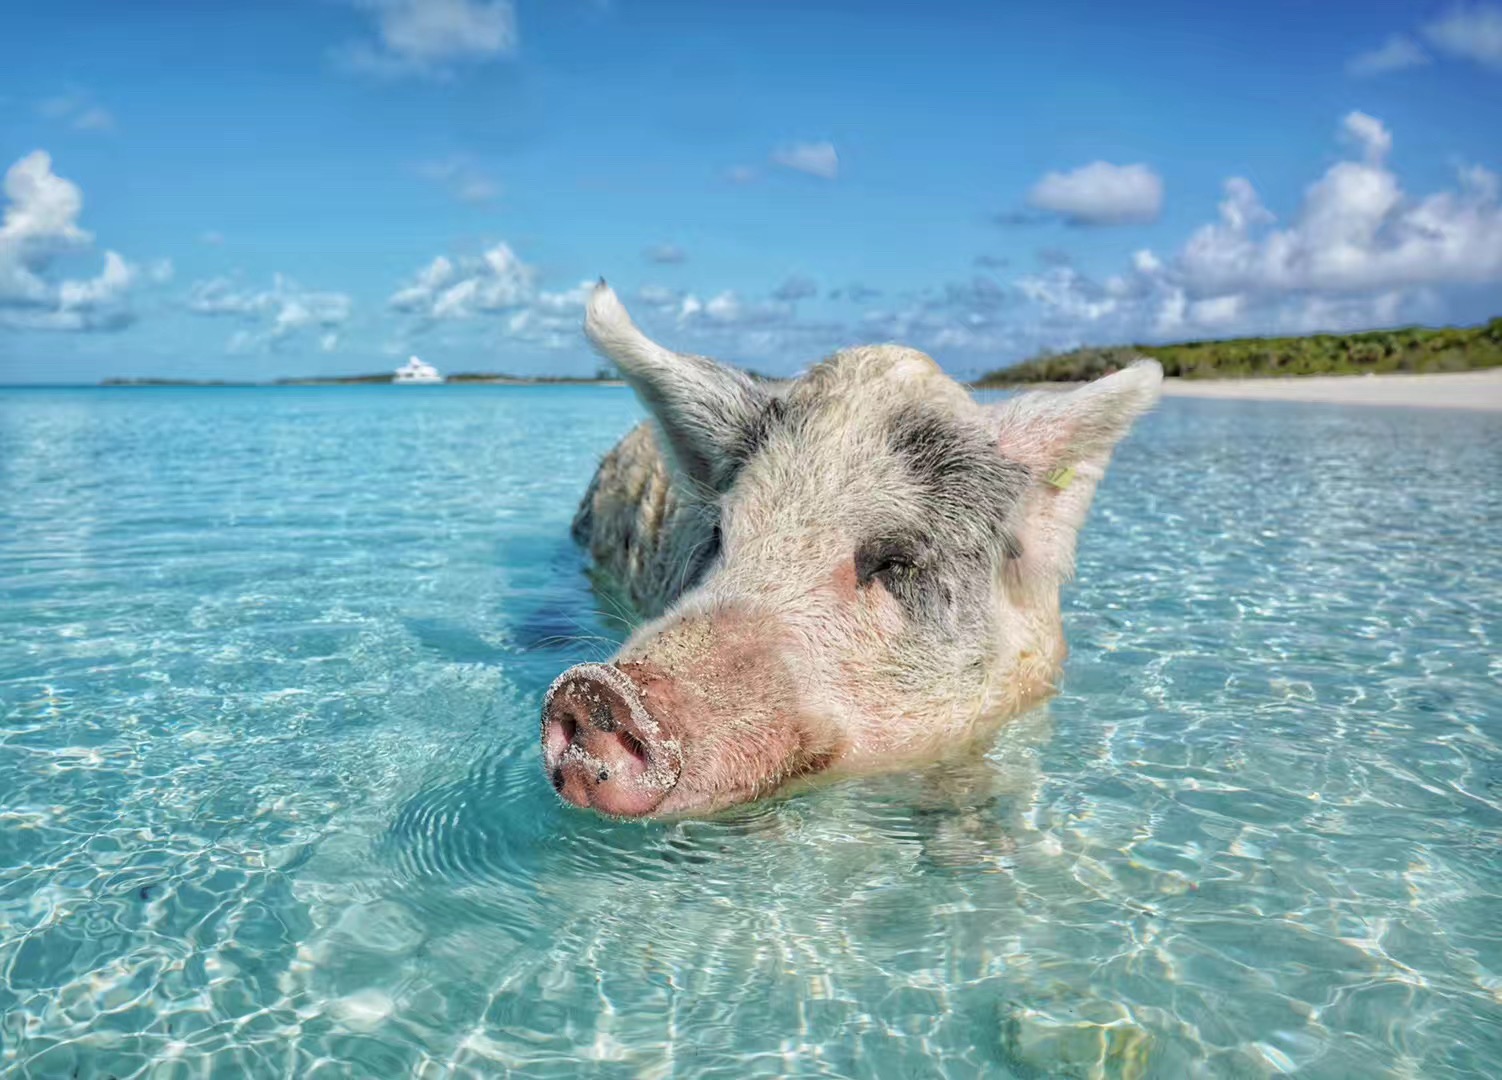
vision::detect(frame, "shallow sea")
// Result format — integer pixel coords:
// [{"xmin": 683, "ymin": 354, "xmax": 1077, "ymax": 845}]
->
[{"xmin": 0, "ymin": 386, "xmax": 1499, "ymax": 1078}]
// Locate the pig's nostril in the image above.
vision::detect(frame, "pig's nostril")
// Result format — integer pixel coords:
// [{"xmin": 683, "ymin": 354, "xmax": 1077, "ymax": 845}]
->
[{"xmin": 619, "ymin": 729, "xmax": 649, "ymax": 765}]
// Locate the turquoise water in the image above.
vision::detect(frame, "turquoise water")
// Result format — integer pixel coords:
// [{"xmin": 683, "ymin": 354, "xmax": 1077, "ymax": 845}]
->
[{"xmin": 1, "ymin": 385, "xmax": 1499, "ymax": 1078}]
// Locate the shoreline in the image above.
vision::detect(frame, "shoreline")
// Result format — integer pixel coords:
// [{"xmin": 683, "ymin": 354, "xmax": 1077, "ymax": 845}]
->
[
  {"xmin": 1158, "ymin": 369, "xmax": 1502, "ymax": 412},
  {"xmin": 980, "ymin": 369, "xmax": 1502, "ymax": 412}
]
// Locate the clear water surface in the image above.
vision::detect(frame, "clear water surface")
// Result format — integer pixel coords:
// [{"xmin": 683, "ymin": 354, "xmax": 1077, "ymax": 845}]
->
[{"xmin": 0, "ymin": 385, "xmax": 1498, "ymax": 1078}]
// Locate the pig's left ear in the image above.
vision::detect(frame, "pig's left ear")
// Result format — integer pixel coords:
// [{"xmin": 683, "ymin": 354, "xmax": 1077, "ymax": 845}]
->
[
  {"xmin": 585, "ymin": 280, "xmax": 768, "ymax": 489},
  {"xmin": 990, "ymin": 359, "xmax": 1162, "ymax": 577}
]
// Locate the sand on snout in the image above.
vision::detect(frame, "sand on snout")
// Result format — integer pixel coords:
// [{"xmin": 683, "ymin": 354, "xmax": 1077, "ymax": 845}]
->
[{"xmin": 1158, "ymin": 369, "xmax": 1502, "ymax": 412}]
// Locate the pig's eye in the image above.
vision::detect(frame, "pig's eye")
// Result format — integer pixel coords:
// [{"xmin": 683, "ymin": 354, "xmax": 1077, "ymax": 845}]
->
[{"xmin": 855, "ymin": 538, "xmax": 919, "ymax": 589}]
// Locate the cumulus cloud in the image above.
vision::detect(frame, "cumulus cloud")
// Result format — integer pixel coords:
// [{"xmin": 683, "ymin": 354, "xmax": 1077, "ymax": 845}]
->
[
  {"xmin": 186, "ymin": 274, "xmax": 353, "ymax": 352},
  {"xmin": 506, "ymin": 281, "xmax": 597, "ymax": 348},
  {"xmin": 644, "ymin": 243, "xmax": 687, "ymax": 265},
  {"xmin": 676, "ymin": 290, "xmax": 795, "ymax": 328},
  {"xmin": 1351, "ymin": 5, "xmax": 1502, "ymax": 76},
  {"xmin": 771, "ymin": 142, "xmax": 839, "ymax": 180},
  {"xmin": 1026, "ymin": 161, "xmax": 1163, "ymax": 226},
  {"xmin": 0, "ymin": 150, "xmax": 148, "ymax": 331},
  {"xmin": 388, "ymin": 242, "xmax": 602, "ymax": 349},
  {"xmin": 415, "ymin": 157, "xmax": 500, "ymax": 203},
  {"xmin": 1340, "ymin": 110, "xmax": 1392, "ymax": 163},
  {"xmin": 1346, "ymin": 34, "xmax": 1432, "ymax": 76},
  {"xmin": 1012, "ymin": 112, "xmax": 1502, "ymax": 343},
  {"xmin": 388, "ymin": 243, "xmax": 536, "ymax": 319},
  {"xmin": 336, "ymin": 0, "xmax": 517, "ymax": 78},
  {"xmin": 1423, "ymin": 4, "xmax": 1502, "ymax": 68},
  {"xmin": 600, "ymin": 279, "xmax": 852, "ymax": 368}
]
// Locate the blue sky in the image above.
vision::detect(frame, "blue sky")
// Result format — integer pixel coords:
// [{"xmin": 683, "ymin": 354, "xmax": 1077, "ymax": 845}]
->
[{"xmin": 2, "ymin": 0, "xmax": 1499, "ymax": 382}]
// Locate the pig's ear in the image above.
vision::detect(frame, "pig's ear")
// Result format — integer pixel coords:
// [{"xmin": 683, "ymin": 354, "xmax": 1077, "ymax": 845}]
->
[
  {"xmin": 585, "ymin": 280, "xmax": 767, "ymax": 489},
  {"xmin": 990, "ymin": 359, "xmax": 1162, "ymax": 579}
]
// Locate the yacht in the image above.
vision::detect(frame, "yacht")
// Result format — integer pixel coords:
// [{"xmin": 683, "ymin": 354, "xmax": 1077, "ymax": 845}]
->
[{"xmin": 393, "ymin": 356, "xmax": 444, "ymax": 384}]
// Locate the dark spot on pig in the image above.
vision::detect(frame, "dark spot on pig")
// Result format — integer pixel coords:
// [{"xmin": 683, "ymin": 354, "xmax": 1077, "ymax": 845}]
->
[
  {"xmin": 597, "ymin": 768, "xmax": 610, "ymax": 782},
  {"xmin": 719, "ymin": 396, "xmax": 794, "ymax": 488},
  {"xmin": 888, "ymin": 407, "xmax": 1028, "ymax": 560},
  {"xmin": 551, "ymin": 766, "xmax": 565, "ymax": 792}
]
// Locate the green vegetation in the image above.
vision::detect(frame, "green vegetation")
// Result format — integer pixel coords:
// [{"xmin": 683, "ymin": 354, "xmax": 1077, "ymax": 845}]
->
[{"xmin": 974, "ymin": 317, "xmax": 1502, "ymax": 385}]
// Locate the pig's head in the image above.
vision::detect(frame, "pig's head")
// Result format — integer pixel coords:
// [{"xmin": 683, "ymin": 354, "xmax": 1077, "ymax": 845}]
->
[{"xmin": 543, "ymin": 282, "xmax": 1160, "ymax": 818}]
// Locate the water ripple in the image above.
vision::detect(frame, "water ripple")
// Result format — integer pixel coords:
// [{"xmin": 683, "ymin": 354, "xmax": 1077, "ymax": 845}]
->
[{"xmin": 1, "ymin": 388, "xmax": 1500, "ymax": 1077}]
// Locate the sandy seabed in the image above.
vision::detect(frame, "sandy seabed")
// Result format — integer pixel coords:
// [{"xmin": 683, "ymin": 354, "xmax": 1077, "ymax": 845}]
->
[{"xmin": 1159, "ymin": 368, "xmax": 1502, "ymax": 412}]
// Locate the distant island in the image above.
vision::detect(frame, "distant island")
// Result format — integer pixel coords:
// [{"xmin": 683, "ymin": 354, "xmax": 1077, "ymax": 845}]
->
[
  {"xmin": 975, "ymin": 317, "xmax": 1502, "ymax": 386},
  {"xmin": 102, "ymin": 370, "xmax": 624, "ymax": 387},
  {"xmin": 96, "ymin": 317, "xmax": 1502, "ymax": 389}
]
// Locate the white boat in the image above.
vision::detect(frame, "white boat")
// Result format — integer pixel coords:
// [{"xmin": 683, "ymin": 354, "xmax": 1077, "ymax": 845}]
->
[{"xmin": 393, "ymin": 356, "xmax": 444, "ymax": 384}]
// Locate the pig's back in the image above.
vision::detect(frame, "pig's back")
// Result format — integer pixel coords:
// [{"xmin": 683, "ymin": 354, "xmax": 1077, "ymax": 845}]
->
[{"xmin": 570, "ymin": 421, "xmax": 684, "ymax": 618}]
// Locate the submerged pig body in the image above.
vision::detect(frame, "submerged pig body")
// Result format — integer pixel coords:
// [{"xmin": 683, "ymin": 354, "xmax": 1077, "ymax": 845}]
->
[{"xmin": 544, "ymin": 282, "xmax": 1162, "ymax": 818}]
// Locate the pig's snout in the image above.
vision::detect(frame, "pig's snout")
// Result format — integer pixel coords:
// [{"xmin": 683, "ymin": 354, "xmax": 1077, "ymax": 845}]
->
[{"xmin": 541, "ymin": 663, "xmax": 683, "ymax": 818}]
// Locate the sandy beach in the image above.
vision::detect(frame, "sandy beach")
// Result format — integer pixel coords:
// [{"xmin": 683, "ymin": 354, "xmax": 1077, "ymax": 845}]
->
[{"xmin": 1159, "ymin": 368, "xmax": 1502, "ymax": 412}]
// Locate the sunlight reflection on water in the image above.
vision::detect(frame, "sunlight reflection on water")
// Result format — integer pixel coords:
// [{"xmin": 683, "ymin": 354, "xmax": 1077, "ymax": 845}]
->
[{"xmin": 1, "ymin": 386, "xmax": 1499, "ymax": 1078}]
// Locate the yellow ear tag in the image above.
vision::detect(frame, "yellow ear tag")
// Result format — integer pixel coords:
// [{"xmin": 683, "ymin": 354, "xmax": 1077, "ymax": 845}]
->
[{"xmin": 1044, "ymin": 465, "xmax": 1076, "ymax": 490}]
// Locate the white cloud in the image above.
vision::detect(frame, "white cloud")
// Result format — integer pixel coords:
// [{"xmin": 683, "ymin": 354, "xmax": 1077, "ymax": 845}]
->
[
  {"xmin": 0, "ymin": 150, "xmax": 145, "ymax": 331},
  {"xmin": 1346, "ymin": 34, "xmax": 1431, "ymax": 76},
  {"xmin": 676, "ymin": 290, "xmax": 794, "ymax": 328},
  {"xmin": 725, "ymin": 165, "xmax": 759, "ymax": 185},
  {"xmin": 415, "ymin": 157, "xmax": 500, "ymax": 203},
  {"xmin": 1340, "ymin": 110, "xmax": 1392, "ymax": 163},
  {"xmin": 1012, "ymin": 112, "xmax": 1502, "ymax": 345},
  {"xmin": 1424, "ymin": 4, "xmax": 1502, "ymax": 68},
  {"xmin": 388, "ymin": 243, "xmax": 536, "ymax": 319},
  {"xmin": 1016, "ymin": 267, "xmax": 1118, "ymax": 324},
  {"xmin": 337, "ymin": 0, "xmax": 517, "ymax": 78},
  {"xmin": 186, "ymin": 273, "xmax": 353, "ymax": 352},
  {"xmin": 1026, "ymin": 161, "xmax": 1163, "ymax": 226},
  {"xmin": 388, "ymin": 244, "xmax": 600, "ymax": 350},
  {"xmin": 771, "ymin": 142, "xmax": 839, "ymax": 180}
]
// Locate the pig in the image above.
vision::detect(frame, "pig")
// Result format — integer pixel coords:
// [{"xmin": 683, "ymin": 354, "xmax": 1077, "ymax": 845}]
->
[{"xmin": 542, "ymin": 282, "xmax": 1161, "ymax": 818}]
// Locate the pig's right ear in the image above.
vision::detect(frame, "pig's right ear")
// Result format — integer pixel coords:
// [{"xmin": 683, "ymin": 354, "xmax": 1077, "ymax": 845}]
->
[
  {"xmin": 989, "ymin": 359, "xmax": 1162, "ymax": 579},
  {"xmin": 585, "ymin": 281, "xmax": 767, "ymax": 490},
  {"xmin": 991, "ymin": 359, "xmax": 1162, "ymax": 478}
]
